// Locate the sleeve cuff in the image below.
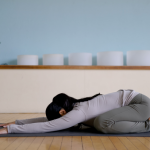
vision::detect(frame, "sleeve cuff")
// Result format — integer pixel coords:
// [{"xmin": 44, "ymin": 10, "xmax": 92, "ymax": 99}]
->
[
  {"xmin": 7, "ymin": 124, "xmax": 17, "ymax": 133},
  {"xmin": 7, "ymin": 125, "xmax": 12, "ymax": 133}
]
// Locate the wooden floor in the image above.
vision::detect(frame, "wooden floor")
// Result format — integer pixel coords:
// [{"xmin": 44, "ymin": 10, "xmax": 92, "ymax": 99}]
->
[{"xmin": 0, "ymin": 114, "xmax": 150, "ymax": 150}]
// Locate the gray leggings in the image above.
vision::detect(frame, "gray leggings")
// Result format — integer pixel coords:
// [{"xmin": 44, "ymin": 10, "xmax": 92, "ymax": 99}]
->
[{"xmin": 94, "ymin": 94, "xmax": 150, "ymax": 133}]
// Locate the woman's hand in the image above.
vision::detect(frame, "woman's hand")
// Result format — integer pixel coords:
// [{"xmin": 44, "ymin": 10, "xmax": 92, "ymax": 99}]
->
[
  {"xmin": 0, "ymin": 121, "xmax": 15, "ymax": 127},
  {"xmin": 0, "ymin": 127, "xmax": 8, "ymax": 134}
]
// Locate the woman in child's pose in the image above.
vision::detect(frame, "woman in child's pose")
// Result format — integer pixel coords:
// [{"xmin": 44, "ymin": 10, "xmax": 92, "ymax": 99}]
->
[{"xmin": 0, "ymin": 89, "xmax": 150, "ymax": 134}]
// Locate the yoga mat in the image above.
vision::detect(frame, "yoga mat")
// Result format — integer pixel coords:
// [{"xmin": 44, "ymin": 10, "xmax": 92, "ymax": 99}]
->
[{"xmin": 0, "ymin": 125, "xmax": 150, "ymax": 137}]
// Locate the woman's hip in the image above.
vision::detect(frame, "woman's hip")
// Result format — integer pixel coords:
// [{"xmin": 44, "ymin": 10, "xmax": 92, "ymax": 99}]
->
[{"xmin": 129, "ymin": 93, "xmax": 150, "ymax": 106}]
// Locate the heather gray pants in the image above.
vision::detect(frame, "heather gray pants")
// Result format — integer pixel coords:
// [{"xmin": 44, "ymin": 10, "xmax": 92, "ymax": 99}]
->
[{"xmin": 94, "ymin": 94, "xmax": 150, "ymax": 133}]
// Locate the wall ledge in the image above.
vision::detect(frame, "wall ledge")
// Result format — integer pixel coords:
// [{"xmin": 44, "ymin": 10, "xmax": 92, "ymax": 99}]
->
[{"xmin": 0, "ymin": 65, "xmax": 150, "ymax": 70}]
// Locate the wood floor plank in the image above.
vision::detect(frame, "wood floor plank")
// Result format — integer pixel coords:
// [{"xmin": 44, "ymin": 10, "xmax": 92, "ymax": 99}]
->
[
  {"xmin": 16, "ymin": 137, "xmax": 35, "ymax": 150},
  {"xmin": 60, "ymin": 136, "xmax": 72, "ymax": 150},
  {"xmin": 71, "ymin": 136, "xmax": 83, "ymax": 150},
  {"xmin": 109, "ymin": 137, "xmax": 127, "ymax": 150},
  {"xmin": 0, "ymin": 137, "xmax": 9, "ymax": 145},
  {"xmin": 0, "ymin": 137, "xmax": 17, "ymax": 150},
  {"xmin": 91, "ymin": 136, "xmax": 105, "ymax": 150},
  {"xmin": 0, "ymin": 114, "xmax": 16, "ymax": 123},
  {"xmin": 144, "ymin": 137, "xmax": 150, "ymax": 141},
  {"xmin": 1, "ymin": 114, "xmax": 27, "ymax": 123},
  {"xmin": 49, "ymin": 137, "xmax": 62, "ymax": 150},
  {"xmin": 127, "ymin": 137, "xmax": 149, "ymax": 150},
  {"xmin": 36, "ymin": 113, "xmax": 46, "ymax": 118},
  {"xmin": 5, "ymin": 137, "xmax": 26, "ymax": 150},
  {"xmin": 6, "ymin": 114, "xmax": 26, "ymax": 123},
  {"xmin": 135, "ymin": 137, "xmax": 150, "ymax": 149},
  {"xmin": 26, "ymin": 137, "xmax": 44, "ymax": 150},
  {"xmin": 118, "ymin": 137, "xmax": 138, "ymax": 150},
  {"xmin": 82, "ymin": 136, "xmax": 94, "ymax": 150},
  {"xmin": 0, "ymin": 114, "xmax": 9, "ymax": 121},
  {"xmin": 100, "ymin": 137, "xmax": 116, "ymax": 150},
  {"xmin": 38, "ymin": 137, "xmax": 53, "ymax": 150}
]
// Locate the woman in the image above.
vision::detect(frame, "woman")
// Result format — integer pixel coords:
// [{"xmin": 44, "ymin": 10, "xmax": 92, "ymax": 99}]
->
[{"xmin": 0, "ymin": 89, "xmax": 150, "ymax": 134}]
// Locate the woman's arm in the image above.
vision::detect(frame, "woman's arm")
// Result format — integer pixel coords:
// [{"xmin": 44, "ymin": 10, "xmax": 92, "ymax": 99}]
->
[
  {"xmin": 0, "ymin": 121, "xmax": 15, "ymax": 127},
  {"xmin": 0, "ymin": 117, "xmax": 48, "ymax": 128},
  {"xmin": 15, "ymin": 117, "xmax": 48, "ymax": 125},
  {"xmin": 7, "ymin": 109, "xmax": 85, "ymax": 134}
]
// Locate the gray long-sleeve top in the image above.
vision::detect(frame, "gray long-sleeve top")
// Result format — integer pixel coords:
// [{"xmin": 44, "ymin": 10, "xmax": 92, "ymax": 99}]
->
[{"xmin": 7, "ymin": 89, "xmax": 139, "ymax": 133}]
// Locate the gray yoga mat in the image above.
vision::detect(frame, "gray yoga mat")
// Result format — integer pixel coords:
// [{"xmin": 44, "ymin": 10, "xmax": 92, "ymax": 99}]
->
[{"xmin": 0, "ymin": 126, "xmax": 150, "ymax": 137}]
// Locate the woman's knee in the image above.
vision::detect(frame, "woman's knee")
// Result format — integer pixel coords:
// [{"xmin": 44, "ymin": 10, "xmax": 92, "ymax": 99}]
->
[
  {"xmin": 141, "ymin": 94, "xmax": 150, "ymax": 118},
  {"xmin": 141, "ymin": 94, "xmax": 150, "ymax": 106},
  {"xmin": 129, "ymin": 94, "xmax": 150, "ymax": 120},
  {"xmin": 94, "ymin": 115, "xmax": 104, "ymax": 132},
  {"xmin": 94, "ymin": 115, "xmax": 114, "ymax": 133}
]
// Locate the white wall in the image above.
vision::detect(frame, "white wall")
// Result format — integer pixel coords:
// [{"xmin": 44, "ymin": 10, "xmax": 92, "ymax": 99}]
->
[{"xmin": 0, "ymin": 69, "xmax": 150, "ymax": 113}]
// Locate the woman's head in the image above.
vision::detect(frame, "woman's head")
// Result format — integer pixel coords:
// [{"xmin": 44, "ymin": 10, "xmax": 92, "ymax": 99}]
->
[
  {"xmin": 46, "ymin": 102, "xmax": 67, "ymax": 121},
  {"xmin": 52, "ymin": 93, "xmax": 76, "ymax": 112},
  {"xmin": 46, "ymin": 93, "xmax": 75, "ymax": 121},
  {"xmin": 45, "ymin": 102, "xmax": 62, "ymax": 121}
]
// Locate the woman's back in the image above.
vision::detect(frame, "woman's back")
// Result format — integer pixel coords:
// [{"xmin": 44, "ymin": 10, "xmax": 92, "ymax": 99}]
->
[{"xmin": 66, "ymin": 89, "xmax": 138, "ymax": 127}]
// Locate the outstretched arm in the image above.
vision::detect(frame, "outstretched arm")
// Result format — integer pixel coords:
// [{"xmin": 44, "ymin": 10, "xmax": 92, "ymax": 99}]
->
[
  {"xmin": 15, "ymin": 117, "xmax": 48, "ymax": 125},
  {"xmin": 0, "ymin": 117, "xmax": 48, "ymax": 134},
  {"xmin": 0, "ymin": 117, "xmax": 48, "ymax": 127},
  {"xmin": 6, "ymin": 108, "xmax": 85, "ymax": 134},
  {"xmin": 0, "ymin": 121, "xmax": 15, "ymax": 127}
]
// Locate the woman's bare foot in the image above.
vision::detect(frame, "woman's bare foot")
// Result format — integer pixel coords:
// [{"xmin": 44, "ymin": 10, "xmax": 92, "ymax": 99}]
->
[{"xmin": 0, "ymin": 121, "xmax": 15, "ymax": 127}]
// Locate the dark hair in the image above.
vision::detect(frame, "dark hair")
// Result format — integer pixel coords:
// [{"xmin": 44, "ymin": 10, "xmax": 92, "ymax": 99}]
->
[
  {"xmin": 46, "ymin": 93, "xmax": 101, "ymax": 121},
  {"xmin": 45, "ymin": 102, "xmax": 62, "ymax": 121},
  {"xmin": 53, "ymin": 93, "xmax": 77, "ymax": 113}
]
